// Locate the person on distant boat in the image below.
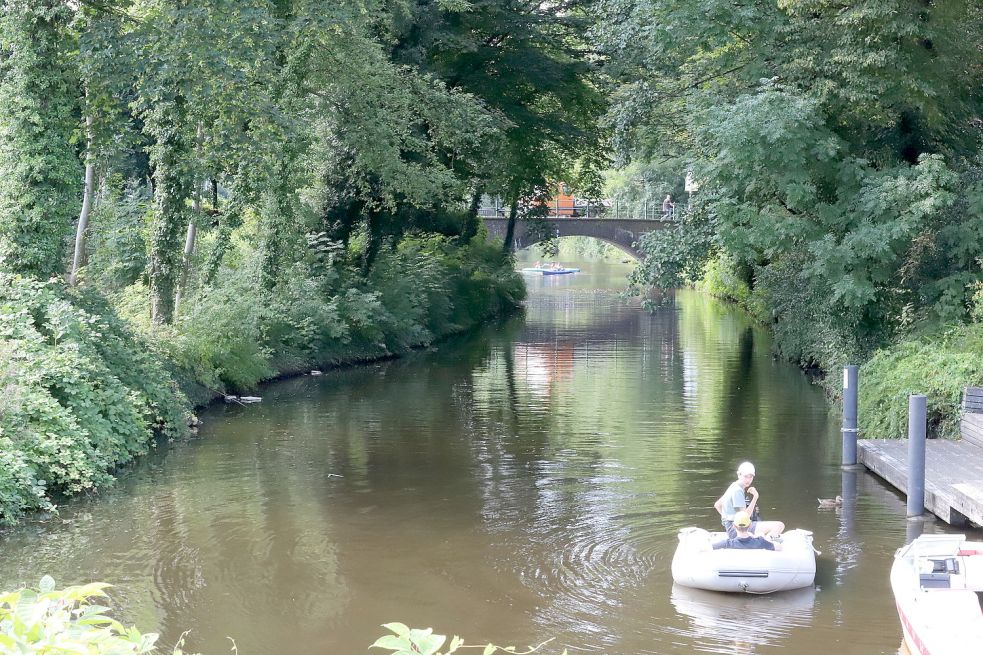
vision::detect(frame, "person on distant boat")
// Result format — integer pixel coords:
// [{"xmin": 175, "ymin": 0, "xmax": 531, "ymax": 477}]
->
[
  {"xmin": 714, "ymin": 461, "xmax": 785, "ymax": 538},
  {"xmin": 712, "ymin": 511, "xmax": 782, "ymax": 550}
]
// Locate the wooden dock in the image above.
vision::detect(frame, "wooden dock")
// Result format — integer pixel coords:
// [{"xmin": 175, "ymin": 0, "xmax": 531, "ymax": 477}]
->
[
  {"xmin": 858, "ymin": 387, "xmax": 983, "ymax": 527},
  {"xmin": 858, "ymin": 439, "xmax": 983, "ymax": 526}
]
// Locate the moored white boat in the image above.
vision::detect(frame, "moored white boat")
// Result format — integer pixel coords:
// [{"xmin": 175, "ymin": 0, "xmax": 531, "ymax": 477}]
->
[
  {"xmin": 671, "ymin": 527, "xmax": 816, "ymax": 593},
  {"xmin": 890, "ymin": 533, "xmax": 983, "ymax": 655}
]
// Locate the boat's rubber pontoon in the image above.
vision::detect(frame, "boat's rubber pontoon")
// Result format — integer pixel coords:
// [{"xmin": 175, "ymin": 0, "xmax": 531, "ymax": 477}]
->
[{"xmin": 671, "ymin": 527, "xmax": 816, "ymax": 594}]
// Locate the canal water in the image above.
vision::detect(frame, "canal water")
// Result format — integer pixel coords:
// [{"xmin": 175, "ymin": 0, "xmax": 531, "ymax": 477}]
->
[{"xmin": 0, "ymin": 260, "xmax": 963, "ymax": 654}]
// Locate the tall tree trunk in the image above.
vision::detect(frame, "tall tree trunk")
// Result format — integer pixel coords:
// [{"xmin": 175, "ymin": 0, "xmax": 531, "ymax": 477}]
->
[
  {"xmin": 0, "ymin": 2, "xmax": 81, "ymax": 278},
  {"xmin": 174, "ymin": 212, "xmax": 197, "ymax": 315},
  {"xmin": 502, "ymin": 196, "xmax": 519, "ymax": 254},
  {"xmin": 260, "ymin": 162, "xmax": 291, "ymax": 290},
  {"xmin": 204, "ymin": 209, "xmax": 235, "ymax": 284},
  {"xmin": 362, "ymin": 209, "xmax": 382, "ymax": 275},
  {"xmin": 70, "ymin": 116, "xmax": 95, "ymax": 286},
  {"xmin": 148, "ymin": 109, "xmax": 190, "ymax": 325},
  {"xmin": 204, "ymin": 170, "xmax": 247, "ymax": 284},
  {"xmin": 461, "ymin": 185, "xmax": 483, "ymax": 242},
  {"xmin": 174, "ymin": 123, "xmax": 204, "ymax": 315}
]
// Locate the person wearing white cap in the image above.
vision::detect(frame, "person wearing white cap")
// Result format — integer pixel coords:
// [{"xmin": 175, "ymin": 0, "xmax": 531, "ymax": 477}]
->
[{"xmin": 713, "ymin": 461, "xmax": 785, "ymax": 539}]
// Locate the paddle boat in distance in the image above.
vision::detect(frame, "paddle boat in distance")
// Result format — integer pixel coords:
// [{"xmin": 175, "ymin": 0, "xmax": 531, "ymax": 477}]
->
[
  {"xmin": 890, "ymin": 533, "xmax": 983, "ymax": 655},
  {"xmin": 671, "ymin": 527, "xmax": 816, "ymax": 593}
]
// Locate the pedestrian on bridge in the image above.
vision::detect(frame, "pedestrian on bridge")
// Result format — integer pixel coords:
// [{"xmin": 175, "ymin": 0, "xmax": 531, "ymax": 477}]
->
[{"xmin": 662, "ymin": 194, "xmax": 675, "ymax": 219}]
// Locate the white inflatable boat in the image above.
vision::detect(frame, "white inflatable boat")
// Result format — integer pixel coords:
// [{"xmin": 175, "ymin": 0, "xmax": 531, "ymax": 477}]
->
[
  {"xmin": 890, "ymin": 533, "xmax": 983, "ymax": 655},
  {"xmin": 671, "ymin": 527, "xmax": 817, "ymax": 593}
]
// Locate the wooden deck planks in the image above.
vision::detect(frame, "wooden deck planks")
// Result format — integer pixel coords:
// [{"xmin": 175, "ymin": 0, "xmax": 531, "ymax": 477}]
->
[
  {"xmin": 960, "ymin": 414, "xmax": 983, "ymax": 449},
  {"xmin": 858, "ymin": 438, "xmax": 983, "ymax": 526},
  {"xmin": 951, "ymin": 482, "xmax": 983, "ymax": 526},
  {"xmin": 858, "ymin": 386, "xmax": 983, "ymax": 526}
]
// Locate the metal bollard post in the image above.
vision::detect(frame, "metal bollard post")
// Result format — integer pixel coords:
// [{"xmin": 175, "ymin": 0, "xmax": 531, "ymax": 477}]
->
[
  {"xmin": 839, "ymin": 468, "xmax": 857, "ymax": 536},
  {"xmin": 842, "ymin": 365, "xmax": 858, "ymax": 466},
  {"xmin": 905, "ymin": 516, "xmax": 925, "ymax": 544},
  {"xmin": 907, "ymin": 394, "xmax": 927, "ymax": 518}
]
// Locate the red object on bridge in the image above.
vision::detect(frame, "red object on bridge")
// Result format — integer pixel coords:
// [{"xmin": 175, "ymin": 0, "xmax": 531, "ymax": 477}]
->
[{"xmin": 535, "ymin": 183, "xmax": 577, "ymax": 216}]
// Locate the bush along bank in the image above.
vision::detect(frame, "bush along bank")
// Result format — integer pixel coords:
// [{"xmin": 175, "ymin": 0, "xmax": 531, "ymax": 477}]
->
[
  {"xmin": 129, "ymin": 228, "xmax": 526, "ymax": 407},
  {"xmin": 601, "ymin": 0, "xmax": 983, "ymax": 442},
  {"xmin": 689, "ymin": 254, "xmax": 983, "ymax": 441},
  {"xmin": 0, "ymin": 274, "xmax": 189, "ymax": 525},
  {"xmin": 0, "ymin": 232, "xmax": 524, "ymax": 526},
  {"xmin": 858, "ymin": 323, "xmax": 983, "ymax": 440}
]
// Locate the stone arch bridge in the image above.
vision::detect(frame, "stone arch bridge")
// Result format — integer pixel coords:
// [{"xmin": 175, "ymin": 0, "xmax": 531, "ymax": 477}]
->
[{"xmin": 482, "ymin": 217, "xmax": 672, "ymax": 259}]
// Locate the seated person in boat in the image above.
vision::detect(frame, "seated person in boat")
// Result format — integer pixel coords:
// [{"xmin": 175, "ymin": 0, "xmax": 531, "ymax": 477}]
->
[
  {"xmin": 712, "ymin": 511, "xmax": 782, "ymax": 550},
  {"xmin": 713, "ymin": 461, "xmax": 785, "ymax": 538}
]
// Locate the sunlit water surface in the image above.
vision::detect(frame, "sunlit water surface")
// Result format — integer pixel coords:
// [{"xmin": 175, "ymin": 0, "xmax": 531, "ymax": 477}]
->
[{"xmin": 1, "ymin": 257, "xmax": 970, "ymax": 654}]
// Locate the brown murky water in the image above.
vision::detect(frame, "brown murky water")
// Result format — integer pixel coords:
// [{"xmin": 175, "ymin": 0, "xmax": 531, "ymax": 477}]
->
[{"xmin": 0, "ymin": 259, "xmax": 973, "ymax": 654}]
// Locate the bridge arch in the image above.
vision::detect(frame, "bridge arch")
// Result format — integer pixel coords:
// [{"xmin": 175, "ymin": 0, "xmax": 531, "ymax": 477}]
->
[
  {"xmin": 523, "ymin": 234, "xmax": 642, "ymax": 261},
  {"xmin": 481, "ymin": 217, "xmax": 671, "ymax": 260}
]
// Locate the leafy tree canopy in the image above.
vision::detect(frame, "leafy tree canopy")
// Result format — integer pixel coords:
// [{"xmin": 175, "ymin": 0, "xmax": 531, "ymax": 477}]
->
[{"xmin": 600, "ymin": 0, "xmax": 983, "ymax": 366}]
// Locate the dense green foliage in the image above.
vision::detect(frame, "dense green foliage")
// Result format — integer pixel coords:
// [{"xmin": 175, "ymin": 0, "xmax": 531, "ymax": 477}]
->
[
  {"xmin": 601, "ymin": 0, "xmax": 983, "ymax": 433},
  {"xmin": 0, "ymin": 2, "xmax": 81, "ymax": 277},
  {"xmin": 695, "ymin": 255, "xmax": 753, "ymax": 309},
  {"xmin": 859, "ymin": 304, "xmax": 983, "ymax": 440},
  {"xmin": 0, "ymin": 274, "xmax": 189, "ymax": 524},
  {"xmin": 0, "ymin": 577, "xmax": 191, "ymax": 654},
  {"xmin": 0, "ymin": 0, "xmax": 605, "ymax": 522},
  {"xmin": 134, "ymin": 226, "xmax": 524, "ymax": 397},
  {"xmin": 389, "ymin": 0, "xmax": 607, "ymax": 249}
]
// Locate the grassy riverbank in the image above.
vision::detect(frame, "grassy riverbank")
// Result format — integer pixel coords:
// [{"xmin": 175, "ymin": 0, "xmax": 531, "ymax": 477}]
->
[{"xmin": 0, "ymin": 230, "xmax": 523, "ymax": 526}]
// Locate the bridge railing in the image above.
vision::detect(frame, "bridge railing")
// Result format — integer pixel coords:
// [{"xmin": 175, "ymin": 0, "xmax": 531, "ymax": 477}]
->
[{"xmin": 478, "ymin": 203, "xmax": 684, "ymax": 221}]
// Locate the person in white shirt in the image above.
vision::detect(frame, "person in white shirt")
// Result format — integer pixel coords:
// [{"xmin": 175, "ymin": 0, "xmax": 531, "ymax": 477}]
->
[{"xmin": 713, "ymin": 462, "xmax": 785, "ymax": 538}]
